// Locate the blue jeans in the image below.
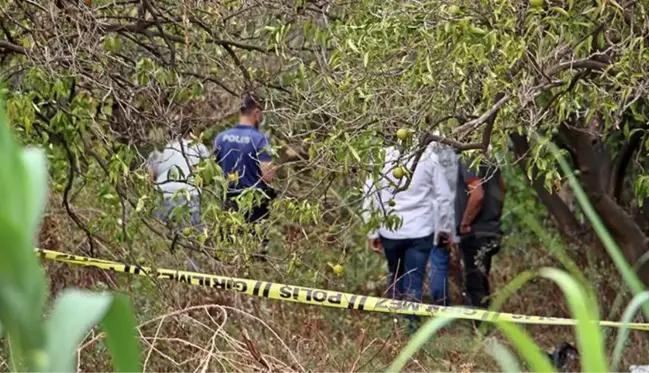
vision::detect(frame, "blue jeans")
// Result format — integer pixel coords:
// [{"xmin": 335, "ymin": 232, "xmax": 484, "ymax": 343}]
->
[
  {"xmin": 429, "ymin": 245, "xmax": 450, "ymax": 306},
  {"xmin": 153, "ymin": 194, "xmax": 202, "ymax": 270},
  {"xmin": 381, "ymin": 234, "xmax": 434, "ymax": 333},
  {"xmin": 154, "ymin": 194, "xmax": 202, "ymax": 229}
]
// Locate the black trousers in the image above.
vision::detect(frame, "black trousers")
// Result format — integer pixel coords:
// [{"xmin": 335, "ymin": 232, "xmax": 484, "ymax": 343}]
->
[
  {"xmin": 459, "ymin": 234, "xmax": 501, "ymax": 309},
  {"xmin": 224, "ymin": 190, "xmax": 274, "ymax": 252}
]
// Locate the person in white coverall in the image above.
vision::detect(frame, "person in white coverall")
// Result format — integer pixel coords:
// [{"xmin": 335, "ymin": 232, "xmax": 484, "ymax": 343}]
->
[{"xmin": 362, "ymin": 139, "xmax": 454, "ymax": 334}]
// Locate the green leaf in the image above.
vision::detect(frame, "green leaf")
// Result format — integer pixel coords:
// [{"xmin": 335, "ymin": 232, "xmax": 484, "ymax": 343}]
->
[
  {"xmin": 0, "ymin": 91, "xmax": 48, "ymax": 369},
  {"xmin": 45, "ymin": 290, "xmax": 113, "ymax": 372},
  {"xmin": 485, "ymin": 341, "xmax": 521, "ymax": 372},
  {"xmin": 45, "ymin": 289, "xmax": 141, "ymax": 372},
  {"xmin": 539, "ymin": 268, "xmax": 608, "ymax": 372},
  {"xmin": 20, "ymin": 148, "xmax": 48, "ymax": 242},
  {"xmin": 386, "ymin": 316, "xmax": 453, "ymax": 372},
  {"xmin": 611, "ymin": 291, "xmax": 649, "ymax": 371},
  {"xmin": 101, "ymin": 293, "xmax": 142, "ymax": 372},
  {"xmin": 496, "ymin": 322, "xmax": 556, "ymax": 373}
]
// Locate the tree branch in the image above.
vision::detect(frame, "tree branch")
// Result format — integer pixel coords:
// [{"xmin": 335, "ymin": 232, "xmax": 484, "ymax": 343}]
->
[
  {"xmin": 544, "ymin": 59, "xmax": 610, "ymax": 77},
  {"xmin": 221, "ymin": 44, "xmax": 252, "ymax": 89},
  {"xmin": 509, "ymin": 131, "xmax": 584, "ymax": 238},
  {"xmin": 453, "ymin": 93, "xmax": 511, "ymax": 139},
  {"xmin": 0, "ymin": 39, "xmax": 26, "ymax": 54},
  {"xmin": 609, "ymin": 122, "xmax": 647, "ymax": 201}
]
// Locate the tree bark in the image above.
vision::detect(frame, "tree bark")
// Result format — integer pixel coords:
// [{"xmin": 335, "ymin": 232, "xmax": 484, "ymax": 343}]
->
[
  {"xmin": 509, "ymin": 132, "xmax": 584, "ymax": 239},
  {"xmin": 559, "ymin": 122, "xmax": 649, "ymax": 286}
]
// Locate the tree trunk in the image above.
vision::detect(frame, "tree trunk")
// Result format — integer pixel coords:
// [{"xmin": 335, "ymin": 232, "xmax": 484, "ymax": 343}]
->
[
  {"xmin": 558, "ymin": 123, "xmax": 649, "ymax": 286},
  {"xmin": 509, "ymin": 132, "xmax": 584, "ymax": 240}
]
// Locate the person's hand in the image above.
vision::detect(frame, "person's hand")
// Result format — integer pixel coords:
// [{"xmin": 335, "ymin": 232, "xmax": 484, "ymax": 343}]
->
[
  {"xmin": 369, "ymin": 238, "xmax": 382, "ymax": 254},
  {"xmin": 438, "ymin": 232, "xmax": 451, "ymax": 247},
  {"xmin": 460, "ymin": 222, "xmax": 471, "ymax": 234}
]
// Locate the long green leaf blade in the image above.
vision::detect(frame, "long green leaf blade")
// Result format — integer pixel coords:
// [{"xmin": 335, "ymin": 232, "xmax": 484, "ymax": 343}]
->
[
  {"xmin": 496, "ymin": 322, "xmax": 556, "ymax": 373},
  {"xmin": 539, "ymin": 268, "xmax": 608, "ymax": 372},
  {"xmin": 45, "ymin": 289, "xmax": 114, "ymax": 372},
  {"xmin": 101, "ymin": 293, "xmax": 142, "ymax": 373},
  {"xmin": 611, "ymin": 291, "xmax": 649, "ymax": 371},
  {"xmin": 485, "ymin": 340, "xmax": 521, "ymax": 372},
  {"xmin": 386, "ymin": 316, "xmax": 453, "ymax": 372}
]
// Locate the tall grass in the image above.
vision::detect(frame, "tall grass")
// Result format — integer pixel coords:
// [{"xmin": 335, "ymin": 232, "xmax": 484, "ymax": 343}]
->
[{"xmin": 388, "ymin": 133, "xmax": 649, "ymax": 372}]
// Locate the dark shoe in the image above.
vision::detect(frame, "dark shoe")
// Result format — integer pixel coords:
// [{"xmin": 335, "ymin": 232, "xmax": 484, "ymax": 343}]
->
[{"xmin": 547, "ymin": 342, "xmax": 580, "ymax": 371}]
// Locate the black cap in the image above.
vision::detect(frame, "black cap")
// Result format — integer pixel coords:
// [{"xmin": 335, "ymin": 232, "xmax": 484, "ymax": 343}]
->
[{"xmin": 240, "ymin": 92, "xmax": 264, "ymax": 113}]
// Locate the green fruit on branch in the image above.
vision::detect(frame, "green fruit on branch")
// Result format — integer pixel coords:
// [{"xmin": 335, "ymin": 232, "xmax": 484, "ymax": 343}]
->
[
  {"xmin": 393, "ymin": 167, "xmax": 405, "ymax": 179},
  {"xmin": 396, "ymin": 128, "xmax": 409, "ymax": 141}
]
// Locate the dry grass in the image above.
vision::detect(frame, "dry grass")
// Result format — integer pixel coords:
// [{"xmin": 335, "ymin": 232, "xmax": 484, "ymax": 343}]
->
[{"xmin": 13, "ymin": 199, "xmax": 648, "ymax": 372}]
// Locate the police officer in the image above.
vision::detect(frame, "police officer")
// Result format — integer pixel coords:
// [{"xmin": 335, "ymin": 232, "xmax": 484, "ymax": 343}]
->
[{"xmin": 213, "ymin": 93, "xmax": 278, "ymax": 260}]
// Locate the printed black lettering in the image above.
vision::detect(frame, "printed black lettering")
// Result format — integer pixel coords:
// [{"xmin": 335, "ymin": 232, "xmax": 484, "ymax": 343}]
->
[
  {"xmin": 178, "ymin": 274, "xmax": 190, "ymax": 284},
  {"xmin": 312, "ymin": 290, "xmax": 326, "ymax": 303},
  {"xmin": 328, "ymin": 293, "xmax": 342, "ymax": 305},
  {"xmin": 305, "ymin": 288, "xmax": 313, "ymax": 301},
  {"xmin": 123, "ymin": 264, "xmax": 131, "ymax": 274},
  {"xmin": 262, "ymin": 282, "xmax": 272, "ymax": 297},
  {"xmin": 425, "ymin": 304, "xmax": 441, "ymax": 314},
  {"xmin": 357, "ymin": 296, "xmax": 368, "ymax": 310},
  {"xmin": 194, "ymin": 275, "xmax": 209, "ymax": 287},
  {"xmin": 403, "ymin": 301, "xmax": 418, "ymax": 311},
  {"xmin": 292, "ymin": 287, "xmax": 300, "ymax": 300},
  {"xmin": 463, "ymin": 307, "xmax": 479, "ymax": 315},
  {"xmin": 253, "ymin": 281, "xmax": 263, "ymax": 296},
  {"xmin": 390, "ymin": 300, "xmax": 404, "ymax": 311},
  {"xmin": 480, "ymin": 311, "xmax": 491, "ymax": 321},
  {"xmin": 213, "ymin": 278, "xmax": 227, "ymax": 289},
  {"xmin": 375, "ymin": 298, "xmax": 389, "ymax": 309},
  {"xmin": 511, "ymin": 313, "xmax": 524, "ymax": 319},
  {"xmin": 279, "ymin": 285, "xmax": 292, "ymax": 299},
  {"xmin": 159, "ymin": 272, "xmax": 175, "ymax": 281},
  {"xmin": 233, "ymin": 280, "xmax": 248, "ymax": 292},
  {"xmin": 55, "ymin": 254, "xmax": 69, "ymax": 261},
  {"xmin": 347, "ymin": 295, "xmax": 357, "ymax": 309}
]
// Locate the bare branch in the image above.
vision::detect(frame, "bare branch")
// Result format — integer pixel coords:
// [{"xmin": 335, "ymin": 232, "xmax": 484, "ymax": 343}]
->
[
  {"xmin": 453, "ymin": 93, "xmax": 512, "ymax": 139},
  {"xmin": 0, "ymin": 39, "xmax": 26, "ymax": 54}
]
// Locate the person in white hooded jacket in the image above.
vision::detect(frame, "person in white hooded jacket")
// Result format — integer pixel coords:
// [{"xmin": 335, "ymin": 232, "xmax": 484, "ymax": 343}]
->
[{"xmin": 362, "ymin": 138, "xmax": 454, "ymax": 333}]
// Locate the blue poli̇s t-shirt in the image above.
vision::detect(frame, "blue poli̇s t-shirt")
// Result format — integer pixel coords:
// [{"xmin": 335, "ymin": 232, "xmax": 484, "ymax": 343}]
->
[{"xmin": 213, "ymin": 124, "xmax": 272, "ymax": 195}]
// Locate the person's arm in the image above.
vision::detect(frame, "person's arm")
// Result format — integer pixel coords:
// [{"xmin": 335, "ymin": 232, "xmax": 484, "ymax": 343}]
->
[
  {"xmin": 429, "ymin": 153, "xmax": 454, "ymax": 245},
  {"xmin": 257, "ymin": 135, "xmax": 278, "ymax": 183},
  {"xmin": 146, "ymin": 150, "xmax": 162, "ymax": 181},
  {"xmin": 459, "ymin": 161, "xmax": 485, "ymax": 233}
]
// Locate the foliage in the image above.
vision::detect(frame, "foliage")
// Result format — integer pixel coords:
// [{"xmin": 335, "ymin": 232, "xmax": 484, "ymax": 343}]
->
[
  {"xmin": 0, "ymin": 95, "xmax": 141, "ymax": 372},
  {"xmin": 1, "ymin": 0, "xmax": 649, "ymax": 371}
]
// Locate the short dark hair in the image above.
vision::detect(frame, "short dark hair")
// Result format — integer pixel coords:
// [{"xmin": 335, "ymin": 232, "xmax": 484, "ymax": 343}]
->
[{"xmin": 240, "ymin": 92, "xmax": 264, "ymax": 115}]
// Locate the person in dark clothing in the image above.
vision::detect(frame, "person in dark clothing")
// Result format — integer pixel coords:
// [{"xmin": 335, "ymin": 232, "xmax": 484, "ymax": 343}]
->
[
  {"xmin": 455, "ymin": 155, "xmax": 506, "ymax": 313},
  {"xmin": 213, "ymin": 93, "xmax": 278, "ymax": 260}
]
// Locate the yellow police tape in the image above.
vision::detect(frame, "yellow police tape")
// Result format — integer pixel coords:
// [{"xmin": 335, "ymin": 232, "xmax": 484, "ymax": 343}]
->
[{"xmin": 35, "ymin": 248, "xmax": 649, "ymax": 331}]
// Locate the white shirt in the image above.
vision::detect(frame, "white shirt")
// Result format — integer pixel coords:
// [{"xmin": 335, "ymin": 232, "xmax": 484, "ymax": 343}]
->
[
  {"xmin": 147, "ymin": 138, "xmax": 210, "ymax": 198},
  {"xmin": 362, "ymin": 143, "xmax": 454, "ymax": 244}
]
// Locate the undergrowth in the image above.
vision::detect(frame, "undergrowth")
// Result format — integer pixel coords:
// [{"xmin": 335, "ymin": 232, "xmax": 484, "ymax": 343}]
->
[{"xmin": 3, "ymin": 191, "xmax": 646, "ymax": 372}]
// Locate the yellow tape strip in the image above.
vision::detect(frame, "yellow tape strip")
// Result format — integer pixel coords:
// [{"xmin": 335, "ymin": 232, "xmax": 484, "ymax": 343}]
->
[{"xmin": 35, "ymin": 248, "xmax": 649, "ymax": 331}]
